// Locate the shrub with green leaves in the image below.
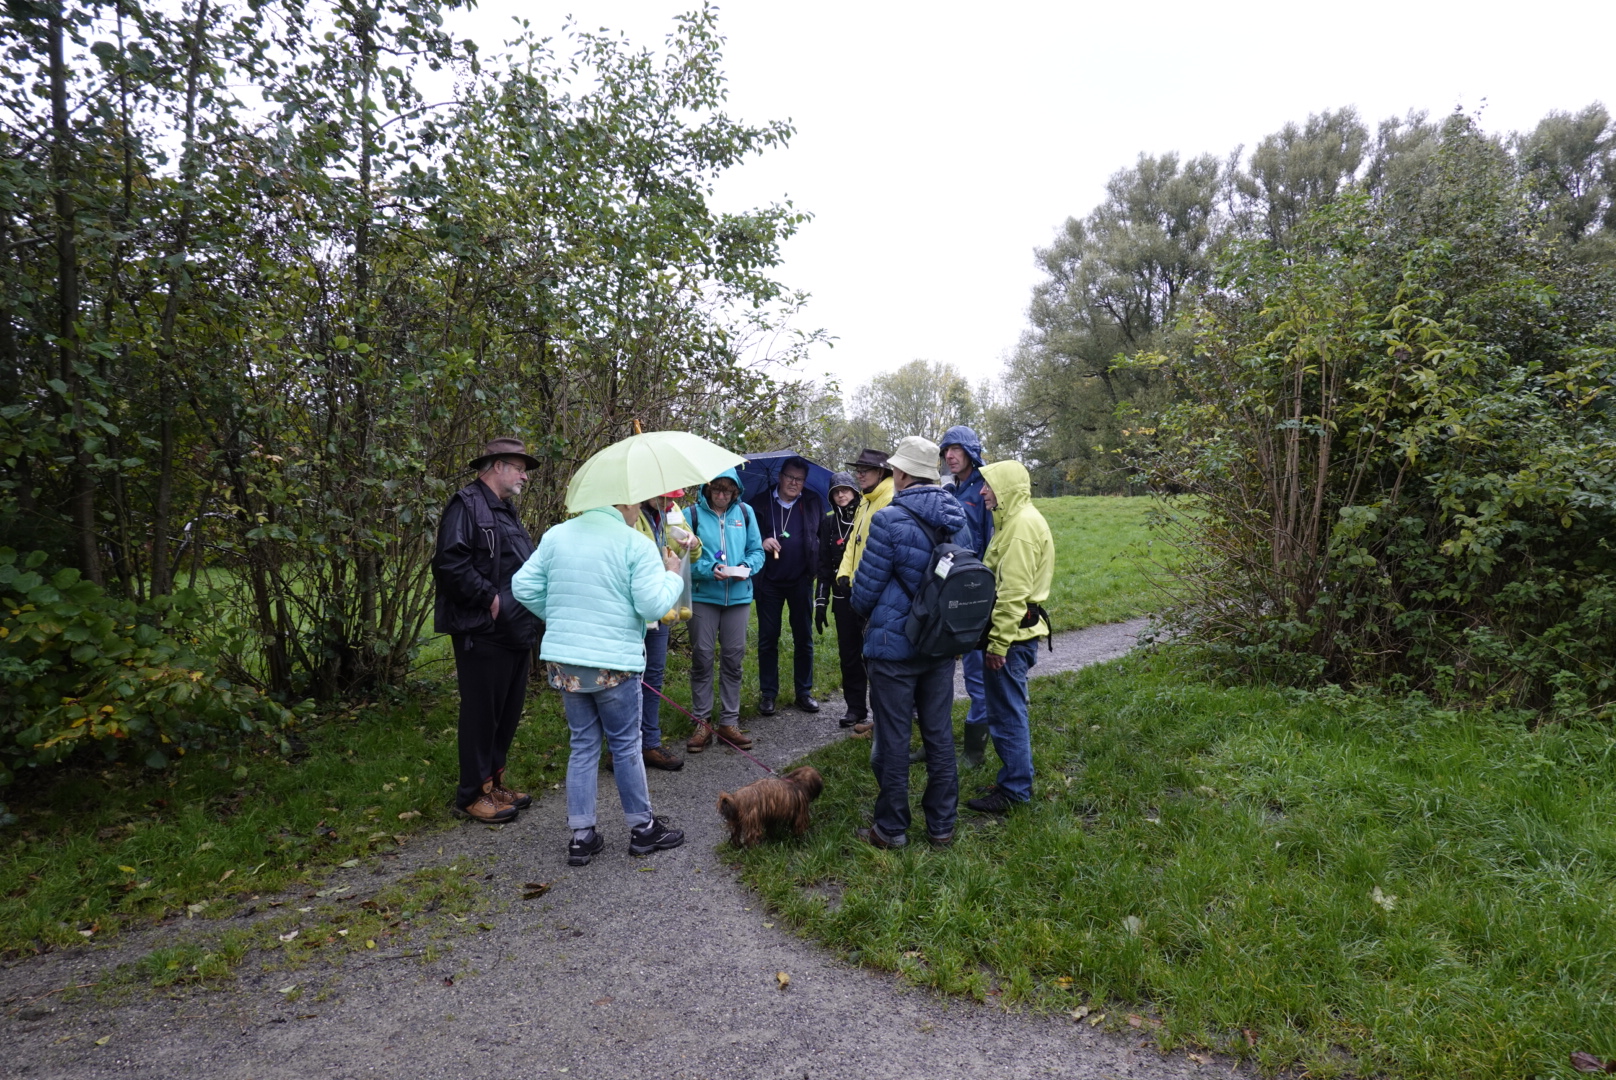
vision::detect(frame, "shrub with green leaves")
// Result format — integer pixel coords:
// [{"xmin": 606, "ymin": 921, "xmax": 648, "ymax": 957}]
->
[
  {"xmin": 1139, "ymin": 117, "xmax": 1616, "ymax": 711},
  {"xmin": 0, "ymin": 549, "xmax": 292, "ymax": 784}
]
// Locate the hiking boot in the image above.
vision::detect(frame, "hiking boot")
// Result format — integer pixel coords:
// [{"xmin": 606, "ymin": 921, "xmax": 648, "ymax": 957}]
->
[
  {"xmin": 966, "ymin": 785, "xmax": 1015, "ymax": 814},
  {"xmin": 492, "ymin": 770, "xmax": 532, "ymax": 810},
  {"xmin": 759, "ymin": 697, "xmax": 776, "ymax": 716},
  {"xmin": 454, "ymin": 780, "xmax": 518, "ymax": 825},
  {"xmin": 855, "ymin": 825, "xmax": 905, "ymax": 850},
  {"xmin": 686, "ymin": 725, "xmax": 713, "ymax": 753},
  {"xmin": 629, "ymin": 816, "xmax": 685, "ymax": 856},
  {"xmin": 850, "ymin": 720, "xmax": 873, "ymax": 740},
  {"xmin": 960, "ymin": 723, "xmax": 989, "ymax": 770},
  {"xmin": 927, "ymin": 832, "xmax": 955, "ymax": 849},
  {"xmin": 567, "ymin": 827, "xmax": 604, "ymax": 866},
  {"xmin": 714, "ymin": 724, "xmax": 754, "ymax": 750},
  {"xmin": 796, "ymin": 694, "xmax": 820, "ymax": 713},
  {"xmin": 643, "ymin": 745, "xmax": 684, "ymax": 771},
  {"xmin": 838, "ymin": 711, "xmax": 867, "ymax": 729}
]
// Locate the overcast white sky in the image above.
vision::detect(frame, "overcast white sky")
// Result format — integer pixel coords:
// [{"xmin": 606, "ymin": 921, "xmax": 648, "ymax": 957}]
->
[{"xmin": 445, "ymin": 1, "xmax": 1616, "ymax": 397}]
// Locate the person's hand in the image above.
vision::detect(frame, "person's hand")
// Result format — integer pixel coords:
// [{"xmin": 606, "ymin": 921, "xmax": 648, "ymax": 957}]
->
[
  {"xmin": 985, "ymin": 651, "xmax": 1007, "ymax": 671},
  {"xmin": 663, "ymin": 551, "xmax": 681, "ymax": 573},
  {"xmin": 762, "ymin": 536, "xmax": 781, "ymax": 555},
  {"xmin": 814, "ymin": 599, "xmax": 828, "ymax": 635},
  {"xmin": 714, "ymin": 565, "xmax": 728, "ymax": 580},
  {"xmin": 678, "ymin": 531, "xmax": 699, "ymax": 550},
  {"xmin": 836, "ymin": 575, "xmax": 850, "ymax": 592},
  {"xmin": 490, "ymin": 594, "xmax": 501, "ymax": 620}
]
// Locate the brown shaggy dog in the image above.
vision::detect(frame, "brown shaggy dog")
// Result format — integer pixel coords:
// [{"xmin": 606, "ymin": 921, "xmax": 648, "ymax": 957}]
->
[{"xmin": 716, "ymin": 766, "xmax": 824, "ymax": 847}]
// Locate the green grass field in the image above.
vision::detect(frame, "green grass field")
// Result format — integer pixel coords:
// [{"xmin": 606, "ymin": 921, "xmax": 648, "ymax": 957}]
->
[
  {"xmin": 732, "ymin": 657, "xmax": 1616, "ymax": 1079},
  {"xmin": 1035, "ymin": 495, "xmax": 1164, "ymax": 631}
]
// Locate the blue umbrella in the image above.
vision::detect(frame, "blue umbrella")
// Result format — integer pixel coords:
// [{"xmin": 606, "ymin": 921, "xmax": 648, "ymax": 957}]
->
[{"xmin": 737, "ymin": 452, "xmax": 833, "ymax": 505}]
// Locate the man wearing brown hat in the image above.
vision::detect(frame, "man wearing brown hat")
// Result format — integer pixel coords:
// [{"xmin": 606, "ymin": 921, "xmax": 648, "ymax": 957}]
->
[{"xmin": 432, "ymin": 438, "xmax": 543, "ymax": 823}]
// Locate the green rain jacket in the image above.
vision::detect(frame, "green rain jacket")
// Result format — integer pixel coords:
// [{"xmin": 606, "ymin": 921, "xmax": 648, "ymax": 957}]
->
[{"xmin": 979, "ymin": 460, "xmax": 1055, "ymax": 656}]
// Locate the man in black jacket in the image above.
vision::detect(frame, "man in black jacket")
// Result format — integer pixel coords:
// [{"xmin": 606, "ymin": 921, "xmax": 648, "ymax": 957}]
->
[
  {"xmin": 432, "ymin": 438, "xmax": 542, "ymax": 823},
  {"xmin": 747, "ymin": 456, "xmax": 824, "ymax": 715}
]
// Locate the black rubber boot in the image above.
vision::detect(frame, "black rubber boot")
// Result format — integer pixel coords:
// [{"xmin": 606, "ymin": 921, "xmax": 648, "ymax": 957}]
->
[{"xmin": 961, "ymin": 723, "xmax": 989, "ymax": 770}]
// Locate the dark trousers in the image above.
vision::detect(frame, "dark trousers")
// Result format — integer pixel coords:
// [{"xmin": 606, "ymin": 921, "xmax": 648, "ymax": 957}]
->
[
  {"xmin": 832, "ymin": 595, "xmax": 868, "ymax": 719},
  {"xmin": 868, "ymin": 654, "xmax": 958, "ymax": 841},
  {"xmin": 755, "ymin": 576, "xmax": 815, "ymax": 700},
  {"xmin": 452, "ymin": 635, "xmax": 530, "ymax": 808}
]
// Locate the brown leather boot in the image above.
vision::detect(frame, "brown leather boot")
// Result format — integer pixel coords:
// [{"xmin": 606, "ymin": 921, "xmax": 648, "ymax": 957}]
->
[
  {"xmin": 492, "ymin": 769, "xmax": 531, "ymax": 810},
  {"xmin": 714, "ymin": 724, "xmax": 753, "ymax": 750},
  {"xmin": 643, "ymin": 745, "xmax": 684, "ymax": 771},
  {"xmin": 850, "ymin": 720, "xmax": 873, "ymax": 740},
  {"xmin": 686, "ymin": 725, "xmax": 713, "ymax": 754},
  {"xmin": 455, "ymin": 779, "xmax": 518, "ymax": 824}
]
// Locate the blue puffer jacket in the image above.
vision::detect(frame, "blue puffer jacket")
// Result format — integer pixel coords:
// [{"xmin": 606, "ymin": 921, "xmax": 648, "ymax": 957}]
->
[
  {"xmin": 511, "ymin": 506, "xmax": 682, "ymax": 672},
  {"xmin": 940, "ymin": 424, "xmax": 993, "ymax": 554},
  {"xmin": 689, "ymin": 468, "xmax": 766, "ymax": 607},
  {"xmin": 849, "ymin": 484, "xmax": 970, "ymax": 661}
]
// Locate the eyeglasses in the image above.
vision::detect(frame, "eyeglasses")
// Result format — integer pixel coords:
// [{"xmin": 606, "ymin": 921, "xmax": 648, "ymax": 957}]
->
[
  {"xmin": 779, "ymin": 473, "xmax": 806, "ymax": 485},
  {"xmin": 496, "ymin": 459, "xmax": 528, "ymax": 475}
]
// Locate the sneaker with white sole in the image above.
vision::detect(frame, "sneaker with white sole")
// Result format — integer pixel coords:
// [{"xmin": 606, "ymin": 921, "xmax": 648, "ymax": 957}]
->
[
  {"xmin": 629, "ymin": 816, "xmax": 685, "ymax": 856},
  {"xmin": 567, "ymin": 827, "xmax": 605, "ymax": 866}
]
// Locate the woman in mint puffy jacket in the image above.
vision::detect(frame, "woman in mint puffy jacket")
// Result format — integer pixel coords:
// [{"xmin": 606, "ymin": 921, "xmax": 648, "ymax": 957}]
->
[
  {"xmin": 685, "ymin": 468, "xmax": 765, "ymax": 752},
  {"xmin": 512, "ymin": 502, "xmax": 687, "ymax": 867}
]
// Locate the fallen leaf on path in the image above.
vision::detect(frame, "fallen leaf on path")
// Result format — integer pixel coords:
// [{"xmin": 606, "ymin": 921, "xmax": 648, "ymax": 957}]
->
[
  {"xmin": 338, "ymin": 859, "xmax": 359, "ymax": 868},
  {"xmin": 397, "ymin": 811, "xmax": 420, "ymax": 821},
  {"xmin": 1188, "ymin": 1053, "xmax": 1212, "ymax": 1066},
  {"xmin": 94, "ymin": 1036, "xmax": 110, "ymax": 1046},
  {"xmin": 276, "ymin": 984, "xmax": 297, "ymax": 994},
  {"xmin": 522, "ymin": 882, "xmax": 552, "ymax": 900},
  {"xmin": 442, "ymin": 977, "xmax": 454, "ymax": 987},
  {"xmin": 278, "ymin": 931, "xmax": 299, "ymax": 943},
  {"xmin": 775, "ymin": 971, "xmax": 790, "ymax": 990},
  {"xmin": 336, "ymin": 929, "xmax": 349, "ymax": 937},
  {"xmin": 1055, "ymin": 975, "xmax": 1073, "ymax": 988},
  {"xmin": 1243, "ymin": 1028, "xmax": 1258, "ymax": 1047},
  {"xmin": 1071, "ymin": 1006, "xmax": 1090, "ymax": 1021},
  {"xmin": 186, "ymin": 901, "xmax": 209, "ymax": 917},
  {"xmin": 1122, "ymin": 915, "xmax": 1142, "ymax": 935},
  {"xmin": 365, "ymin": 939, "xmax": 375, "ymax": 949},
  {"xmin": 1371, "ymin": 885, "xmax": 1397, "ymax": 911},
  {"xmin": 902, "ymin": 951, "xmax": 923, "ymax": 959},
  {"xmin": 1571, "ymin": 1052, "xmax": 1616, "ymax": 1074},
  {"xmin": 592, "ymin": 997, "xmax": 613, "ymax": 1005},
  {"xmin": 118, "ymin": 865, "xmax": 136, "ymax": 873},
  {"xmin": 218, "ymin": 869, "xmax": 234, "ymax": 883},
  {"xmin": 1087, "ymin": 1013, "xmax": 1105, "ymax": 1026}
]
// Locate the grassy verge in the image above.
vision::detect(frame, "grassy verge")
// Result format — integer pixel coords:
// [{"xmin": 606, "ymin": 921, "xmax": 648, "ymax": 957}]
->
[
  {"xmin": 1035, "ymin": 495, "xmax": 1162, "ymax": 631},
  {"xmin": 731, "ymin": 652, "xmax": 1616, "ymax": 1079},
  {"xmin": 0, "ymin": 688, "xmax": 570, "ymax": 957}
]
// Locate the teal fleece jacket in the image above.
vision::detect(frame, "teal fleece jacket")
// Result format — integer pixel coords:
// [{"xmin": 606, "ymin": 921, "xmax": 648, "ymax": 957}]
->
[
  {"xmin": 689, "ymin": 468, "xmax": 766, "ymax": 607},
  {"xmin": 512, "ymin": 506, "xmax": 682, "ymax": 672}
]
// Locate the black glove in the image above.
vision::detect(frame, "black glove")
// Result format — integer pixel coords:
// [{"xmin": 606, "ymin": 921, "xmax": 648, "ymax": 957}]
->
[{"xmin": 814, "ymin": 596, "xmax": 828, "ymax": 635}]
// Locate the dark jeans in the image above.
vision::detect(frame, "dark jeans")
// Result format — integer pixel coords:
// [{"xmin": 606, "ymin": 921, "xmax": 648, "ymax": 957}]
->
[
  {"xmin": 755, "ymin": 576, "xmax": 814, "ymax": 700},
  {"xmin": 832, "ymin": 595, "xmax": 868, "ymax": 719},
  {"xmin": 452, "ymin": 635, "xmax": 530, "ymax": 808},
  {"xmin": 868, "ymin": 654, "xmax": 958, "ymax": 842},
  {"xmin": 640, "ymin": 622, "xmax": 670, "ymax": 749}
]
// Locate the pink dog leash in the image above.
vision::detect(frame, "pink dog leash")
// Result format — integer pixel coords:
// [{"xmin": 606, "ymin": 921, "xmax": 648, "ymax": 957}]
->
[{"xmin": 640, "ymin": 680, "xmax": 776, "ymax": 775}]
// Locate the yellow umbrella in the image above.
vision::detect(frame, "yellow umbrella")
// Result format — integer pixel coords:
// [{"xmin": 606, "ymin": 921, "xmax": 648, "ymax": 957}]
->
[{"xmin": 564, "ymin": 431, "xmax": 746, "ymax": 513}]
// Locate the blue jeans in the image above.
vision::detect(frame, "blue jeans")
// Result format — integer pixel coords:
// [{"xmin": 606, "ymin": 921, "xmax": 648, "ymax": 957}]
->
[
  {"xmin": 984, "ymin": 640, "xmax": 1038, "ymax": 802},
  {"xmin": 563, "ymin": 679, "xmax": 653, "ymax": 830},
  {"xmin": 960, "ymin": 649, "xmax": 988, "ymax": 726},
  {"xmin": 640, "ymin": 623, "xmax": 670, "ymax": 749},
  {"xmin": 868, "ymin": 655, "xmax": 958, "ymax": 841}
]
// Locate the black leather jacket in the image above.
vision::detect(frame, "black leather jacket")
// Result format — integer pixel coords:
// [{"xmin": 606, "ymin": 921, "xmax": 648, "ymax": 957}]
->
[{"xmin": 431, "ymin": 480, "xmax": 540, "ymax": 649}]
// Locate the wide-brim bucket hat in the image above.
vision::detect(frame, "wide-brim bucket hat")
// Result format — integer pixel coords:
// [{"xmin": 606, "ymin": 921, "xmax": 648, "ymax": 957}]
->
[{"xmin": 468, "ymin": 437, "xmax": 542, "ymax": 472}]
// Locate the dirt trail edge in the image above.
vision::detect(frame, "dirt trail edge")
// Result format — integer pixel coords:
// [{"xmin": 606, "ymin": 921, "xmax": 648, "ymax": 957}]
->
[{"xmin": 3, "ymin": 617, "xmax": 1233, "ymax": 1080}]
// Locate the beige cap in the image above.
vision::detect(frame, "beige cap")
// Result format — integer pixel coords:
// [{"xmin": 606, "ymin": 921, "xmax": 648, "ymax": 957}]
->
[{"xmin": 886, "ymin": 435, "xmax": 941, "ymax": 482}]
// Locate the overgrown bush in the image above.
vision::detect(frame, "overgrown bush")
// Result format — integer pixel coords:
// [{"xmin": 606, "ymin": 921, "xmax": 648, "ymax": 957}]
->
[
  {"xmin": 1140, "ymin": 117, "xmax": 1616, "ymax": 712},
  {"xmin": 0, "ymin": 549, "xmax": 293, "ymax": 785}
]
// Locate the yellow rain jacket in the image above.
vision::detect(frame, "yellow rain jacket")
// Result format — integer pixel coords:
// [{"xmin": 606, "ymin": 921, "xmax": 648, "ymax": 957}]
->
[
  {"xmin": 979, "ymin": 460, "xmax": 1054, "ymax": 656},
  {"xmin": 836, "ymin": 474, "xmax": 893, "ymax": 585}
]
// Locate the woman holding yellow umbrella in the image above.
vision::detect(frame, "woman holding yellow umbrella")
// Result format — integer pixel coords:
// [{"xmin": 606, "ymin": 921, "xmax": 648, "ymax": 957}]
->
[{"xmin": 513, "ymin": 431, "xmax": 744, "ymax": 866}]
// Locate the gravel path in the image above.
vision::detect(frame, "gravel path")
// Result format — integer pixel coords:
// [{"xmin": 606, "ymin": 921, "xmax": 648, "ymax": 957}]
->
[{"xmin": 2, "ymin": 617, "xmax": 1232, "ymax": 1080}]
